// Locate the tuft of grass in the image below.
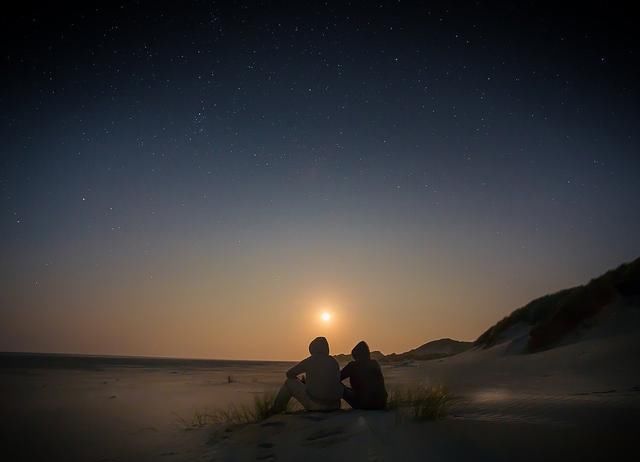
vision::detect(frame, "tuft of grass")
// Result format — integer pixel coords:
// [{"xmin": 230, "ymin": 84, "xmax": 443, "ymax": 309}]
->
[
  {"xmin": 386, "ymin": 384, "xmax": 452, "ymax": 421},
  {"xmin": 175, "ymin": 390, "xmax": 294, "ymax": 429}
]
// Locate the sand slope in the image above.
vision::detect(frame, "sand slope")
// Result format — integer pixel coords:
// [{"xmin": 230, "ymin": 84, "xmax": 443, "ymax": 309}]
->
[
  {"xmin": 207, "ymin": 405, "xmax": 638, "ymax": 462},
  {"xmin": 207, "ymin": 302, "xmax": 640, "ymax": 461}
]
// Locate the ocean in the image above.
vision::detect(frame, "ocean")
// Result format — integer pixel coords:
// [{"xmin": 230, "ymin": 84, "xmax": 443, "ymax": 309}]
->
[{"xmin": 0, "ymin": 351, "xmax": 292, "ymax": 370}]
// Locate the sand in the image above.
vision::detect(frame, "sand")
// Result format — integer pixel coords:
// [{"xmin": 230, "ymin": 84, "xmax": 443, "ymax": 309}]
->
[
  {"xmin": 2, "ymin": 304, "xmax": 639, "ymax": 461},
  {"xmin": 206, "ymin": 304, "xmax": 640, "ymax": 461},
  {"xmin": 0, "ymin": 360, "xmax": 290, "ymax": 462}
]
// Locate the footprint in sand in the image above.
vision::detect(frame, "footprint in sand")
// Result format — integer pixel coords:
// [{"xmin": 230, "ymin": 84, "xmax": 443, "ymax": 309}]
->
[
  {"xmin": 255, "ymin": 442, "xmax": 276, "ymax": 461},
  {"xmin": 260, "ymin": 421, "xmax": 286, "ymax": 427},
  {"xmin": 217, "ymin": 426, "xmax": 235, "ymax": 440},
  {"xmin": 255, "ymin": 455, "xmax": 276, "ymax": 461},
  {"xmin": 306, "ymin": 428, "xmax": 344, "ymax": 441},
  {"xmin": 571, "ymin": 389, "xmax": 617, "ymax": 396},
  {"xmin": 304, "ymin": 428, "xmax": 351, "ymax": 447},
  {"xmin": 300, "ymin": 414, "xmax": 327, "ymax": 422}
]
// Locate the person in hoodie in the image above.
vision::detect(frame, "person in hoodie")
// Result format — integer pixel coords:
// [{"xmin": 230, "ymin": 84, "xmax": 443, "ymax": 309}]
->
[
  {"xmin": 340, "ymin": 341, "xmax": 387, "ymax": 410},
  {"xmin": 271, "ymin": 336, "xmax": 342, "ymax": 413}
]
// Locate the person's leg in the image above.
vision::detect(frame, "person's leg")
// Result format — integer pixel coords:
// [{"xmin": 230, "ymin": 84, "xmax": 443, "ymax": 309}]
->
[
  {"xmin": 272, "ymin": 379, "xmax": 293, "ymax": 413},
  {"xmin": 342, "ymin": 385, "xmax": 359, "ymax": 409},
  {"xmin": 274, "ymin": 378, "xmax": 341, "ymax": 412},
  {"xmin": 290, "ymin": 380, "xmax": 341, "ymax": 411},
  {"xmin": 273, "ymin": 378, "xmax": 319, "ymax": 412},
  {"xmin": 283, "ymin": 378, "xmax": 320, "ymax": 410}
]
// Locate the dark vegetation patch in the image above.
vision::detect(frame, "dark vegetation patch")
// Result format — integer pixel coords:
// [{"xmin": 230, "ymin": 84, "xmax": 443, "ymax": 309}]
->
[
  {"xmin": 474, "ymin": 257, "xmax": 640, "ymax": 352},
  {"xmin": 386, "ymin": 384, "xmax": 452, "ymax": 420}
]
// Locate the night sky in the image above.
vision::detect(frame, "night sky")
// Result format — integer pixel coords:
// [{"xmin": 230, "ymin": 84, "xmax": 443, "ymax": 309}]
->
[{"xmin": 1, "ymin": 1, "xmax": 639, "ymax": 360}]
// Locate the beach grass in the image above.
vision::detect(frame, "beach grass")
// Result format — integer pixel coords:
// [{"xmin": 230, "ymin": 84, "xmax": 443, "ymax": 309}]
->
[
  {"xmin": 386, "ymin": 384, "xmax": 452, "ymax": 420},
  {"xmin": 177, "ymin": 385, "xmax": 451, "ymax": 429},
  {"xmin": 175, "ymin": 390, "xmax": 293, "ymax": 429}
]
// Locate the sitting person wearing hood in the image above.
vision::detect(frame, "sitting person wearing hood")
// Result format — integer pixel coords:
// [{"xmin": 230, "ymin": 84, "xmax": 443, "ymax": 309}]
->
[
  {"xmin": 340, "ymin": 340, "xmax": 387, "ymax": 409},
  {"xmin": 271, "ymin": 336, "xmax": 342, "ymax": 413}
]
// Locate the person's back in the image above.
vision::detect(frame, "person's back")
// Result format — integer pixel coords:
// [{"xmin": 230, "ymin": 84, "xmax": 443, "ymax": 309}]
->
[
  {"xmin": 272, "ymin": 336, "xmax": 342, "ymax": 413},
  {"xmin": 300, "ymin": 352, "xmax": 342, "ymax": 403},
  {"xmin": 341, "ymin": 341, "xmax": 387, "ymax": 409}
]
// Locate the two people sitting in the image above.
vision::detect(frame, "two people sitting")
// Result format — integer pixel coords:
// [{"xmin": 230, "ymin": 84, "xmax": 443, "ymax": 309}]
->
[{"xmin": 271, "ymin": 337, "xmax": 387, "ymax": 413}]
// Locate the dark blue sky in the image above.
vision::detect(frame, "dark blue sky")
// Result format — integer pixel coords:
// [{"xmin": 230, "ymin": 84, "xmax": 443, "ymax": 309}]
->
[{"xmin": 1, "ymin": 1, "xmax": 639, "ymax": 359}]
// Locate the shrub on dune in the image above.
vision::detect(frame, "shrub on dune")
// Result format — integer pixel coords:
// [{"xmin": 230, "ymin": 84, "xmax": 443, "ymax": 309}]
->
[
  {"xmin": 386, "ymin": 384, "xmax": 452, "ymax": 420},
  {"xmin": 175, "ymin": 390, "xmax": 294, "ymax": 428}
]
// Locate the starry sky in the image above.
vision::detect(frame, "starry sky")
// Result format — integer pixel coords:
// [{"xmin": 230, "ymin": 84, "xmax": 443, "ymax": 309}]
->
[{"xmin": 1, "ymin": 1, "xmax": 639, "ymax": 360}]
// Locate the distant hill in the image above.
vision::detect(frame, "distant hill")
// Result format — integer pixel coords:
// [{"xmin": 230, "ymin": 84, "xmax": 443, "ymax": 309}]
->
[
  {"xmin": 475, "ymin": 256, "xmax": 640, "ymax": 352},
  {"xmin": 333, "ymin": 350, "xmax": 386, "ymax": 363},
  {"xmin": 333, "ymin": 338, "xmax": 472, "ymax": 364},
  {"xmin": 405, "ymin": 338, "xmax": 473, "ymax": 357}
]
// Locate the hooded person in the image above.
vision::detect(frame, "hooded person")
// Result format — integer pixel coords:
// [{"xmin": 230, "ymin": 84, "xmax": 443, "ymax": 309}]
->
[
  {"xmin": 271, "ymin": 337, "xmax": 342, "ymax": 413},
  {"xmin": 340, "ymin": 340, "xmax": 387, "ymax": 409}
]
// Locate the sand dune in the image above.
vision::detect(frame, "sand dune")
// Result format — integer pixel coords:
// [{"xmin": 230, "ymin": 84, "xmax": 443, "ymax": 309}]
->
[{"xmin": 208, "ymin": 300, "xmax": 640, "ymax": 461}]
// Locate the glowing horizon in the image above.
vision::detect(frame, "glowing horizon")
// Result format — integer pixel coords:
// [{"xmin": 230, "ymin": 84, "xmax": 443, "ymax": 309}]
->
[
  {"xmin": 2, "ymin": 2, "xmax": 639, "ymax": 362},
  {"xmin": 2, "ymin": 252, "xmax": 637, "ymax": 361}
]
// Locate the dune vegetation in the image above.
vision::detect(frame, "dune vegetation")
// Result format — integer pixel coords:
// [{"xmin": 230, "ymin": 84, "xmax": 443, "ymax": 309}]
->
[
  {"xmin": 475, "ymin": 257, "xmax": 640, "ymax": 351},
  {"xmin": 175, "ymin": 390, "xmax": 295, "ymax": 429},
  {"xmin": 386, "ymin": 384, "xmax": 452, "ymax": 421}
]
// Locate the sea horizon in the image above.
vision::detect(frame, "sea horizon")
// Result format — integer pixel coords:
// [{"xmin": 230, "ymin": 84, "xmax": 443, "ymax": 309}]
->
[{"xmin": 0, "ymin": 350, "xmax": 295, "ymax": 369}]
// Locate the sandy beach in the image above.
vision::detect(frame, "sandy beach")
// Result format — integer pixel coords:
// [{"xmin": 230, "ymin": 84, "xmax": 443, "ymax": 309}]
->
[
  {"xmin": 4, "ymin": 1, "xmax": 639, "ymax": 460},
  {"xmin": 3, "ymin": 301, "xmax": 639, "ymax": 462},
  {"xmin": 0, "ymin": 357, "xmax": 292, "ymax": 462},
  {"xmin": 207, "ymin": 310, "xmax": 640, "ymax": 462}
]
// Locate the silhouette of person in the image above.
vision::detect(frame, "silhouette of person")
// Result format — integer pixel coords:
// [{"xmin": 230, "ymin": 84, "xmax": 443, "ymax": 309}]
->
[
  {"xmin": 340, "ymin": 341, "xmax": 387, "ymax": 409},
  {"xmin": 271, "ymin": 337, "xmax": 342, "ymax": 413}
]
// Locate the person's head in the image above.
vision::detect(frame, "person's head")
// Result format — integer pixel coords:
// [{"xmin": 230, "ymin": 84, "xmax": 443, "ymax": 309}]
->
[
  {"xmin": 351, "ymin": 340, "xmax": 371, "ymax": 361},
  {"xmin": 308, "ymin": 336, "xmax": 330, "ymax": 356}
]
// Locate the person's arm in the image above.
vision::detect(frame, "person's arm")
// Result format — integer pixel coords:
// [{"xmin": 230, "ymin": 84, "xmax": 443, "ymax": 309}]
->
[
  {"xmin": 340, "ymin": 362, "xmax": 353, "ymax": 381},
  {"xmin": 286, "ymin": 358, "xmax": 307, "ymax": 379}
]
